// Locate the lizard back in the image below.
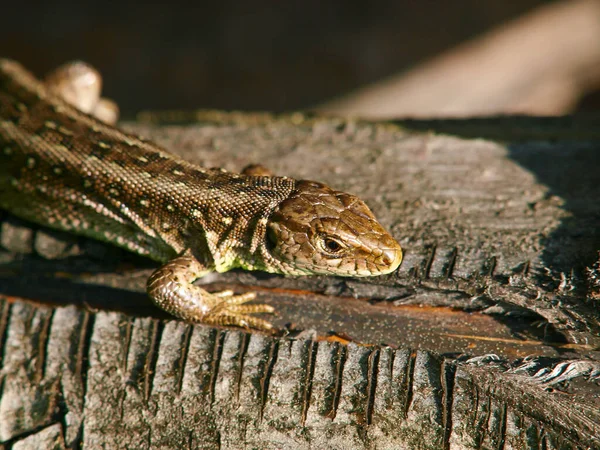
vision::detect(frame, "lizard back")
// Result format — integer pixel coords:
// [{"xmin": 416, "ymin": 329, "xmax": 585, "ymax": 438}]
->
[{"xmin": 0, "ymin": 60, "xmax": 296, "ymax": 266}]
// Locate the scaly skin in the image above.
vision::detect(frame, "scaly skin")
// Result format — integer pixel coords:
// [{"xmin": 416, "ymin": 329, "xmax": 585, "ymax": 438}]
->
[{"xmin": 0, "ymin": 59, "xmax": 403, "ymax": 332}]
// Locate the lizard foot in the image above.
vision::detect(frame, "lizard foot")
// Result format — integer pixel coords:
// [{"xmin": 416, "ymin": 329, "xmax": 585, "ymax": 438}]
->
[
  {"xmin": 241, "ymin": 163, "xmax": 275, "ymax": 177},
  {"xmin": 203, "ymin": 290, "xmax": 275, "ymax": 331}
]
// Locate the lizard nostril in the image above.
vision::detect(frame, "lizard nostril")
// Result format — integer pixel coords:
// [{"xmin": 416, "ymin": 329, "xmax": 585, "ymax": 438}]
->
[{"xmin": 381, "ymin": 246, "xmax": 403, "ymax": 268}]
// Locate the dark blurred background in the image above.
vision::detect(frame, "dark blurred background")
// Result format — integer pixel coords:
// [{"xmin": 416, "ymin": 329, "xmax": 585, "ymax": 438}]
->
[{"xmin": 2, "ymin": 0, "xmax": 600, "ymax": 117}]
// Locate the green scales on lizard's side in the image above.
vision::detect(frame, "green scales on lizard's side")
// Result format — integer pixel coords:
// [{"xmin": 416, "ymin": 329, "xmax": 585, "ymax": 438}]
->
[{"xmin": 0, "ymin": 59, "xmax": 403, "ymax": 331}]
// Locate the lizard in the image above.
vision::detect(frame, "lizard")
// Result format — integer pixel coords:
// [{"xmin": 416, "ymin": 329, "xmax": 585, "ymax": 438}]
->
[{"xmin": 0, "ymin": 59, "xmax": 403, "ymax": 332}]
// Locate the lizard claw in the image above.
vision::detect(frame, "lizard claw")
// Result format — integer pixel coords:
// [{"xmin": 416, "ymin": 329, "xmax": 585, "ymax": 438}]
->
[
  {"xmin": 212, "ymin": 290, "xmax": 234, "ymax": 298},
  {"xmin": 211, "ymin": 290, "xmax": 257, "ymax": 305}
]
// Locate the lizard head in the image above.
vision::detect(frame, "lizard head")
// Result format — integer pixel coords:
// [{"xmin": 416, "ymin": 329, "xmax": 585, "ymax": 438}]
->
[{"xmin": 266, "ymin": 180, "xmax": 402, "ymax": 276}]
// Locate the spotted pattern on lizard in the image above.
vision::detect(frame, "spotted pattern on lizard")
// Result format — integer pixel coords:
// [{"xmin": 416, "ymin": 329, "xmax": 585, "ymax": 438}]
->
[{"xmin": 0, "ymin": 59, "xmax": 403, "ymax": 332}]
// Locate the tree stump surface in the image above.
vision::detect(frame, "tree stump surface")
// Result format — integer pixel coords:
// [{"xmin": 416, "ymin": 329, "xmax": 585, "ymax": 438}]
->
[{"xmin": 0, "ymin": 112, "xmax": 598, "ymax": 449}]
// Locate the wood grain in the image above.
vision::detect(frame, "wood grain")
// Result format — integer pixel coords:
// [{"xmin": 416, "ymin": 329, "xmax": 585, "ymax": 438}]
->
[{"xmin": 0, "ymin": 112, "xmax": 598, "ymax": 448}]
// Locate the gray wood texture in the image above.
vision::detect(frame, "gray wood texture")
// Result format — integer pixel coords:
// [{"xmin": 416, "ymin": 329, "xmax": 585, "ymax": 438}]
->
[{"xmin": 0, "ymin": 112, "xmax": 598, "ymax": 449}]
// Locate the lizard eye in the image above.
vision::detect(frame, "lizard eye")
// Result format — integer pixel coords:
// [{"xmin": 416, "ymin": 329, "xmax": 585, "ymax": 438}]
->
[
  {"xmin": 318, "ymin": 235, "xmax": 345, "ymax": 256},
  {"xmin": 325, "ymin": 238, "xmax": 342, "ymax": 252}
]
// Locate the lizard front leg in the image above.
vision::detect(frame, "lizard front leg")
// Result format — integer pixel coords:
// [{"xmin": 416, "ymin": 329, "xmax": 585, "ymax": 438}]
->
[{"xmin": 146, "ymin": 249, "xmax": 275, "ymax": 331}]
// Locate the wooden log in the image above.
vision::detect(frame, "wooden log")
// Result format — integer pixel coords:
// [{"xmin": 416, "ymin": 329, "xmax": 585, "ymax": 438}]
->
[{"xmin": 0, "ymin": 112, "xmax": 598, "ymax": 448}]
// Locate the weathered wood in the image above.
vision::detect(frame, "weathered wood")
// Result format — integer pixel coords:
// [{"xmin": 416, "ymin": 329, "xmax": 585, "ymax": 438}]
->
[
  {"xmin": 0, "ymin": 112, "xmax": 599, "ymax": 448},
  {"xmin": 0, "ymin": 299, "xmax": 597, "ymax": 449}
]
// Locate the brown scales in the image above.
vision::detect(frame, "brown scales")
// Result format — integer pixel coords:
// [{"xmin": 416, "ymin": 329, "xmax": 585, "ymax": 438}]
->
[{"xmin": 0, "ymin": 59, "xmax": 402, "ymax": 332}]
